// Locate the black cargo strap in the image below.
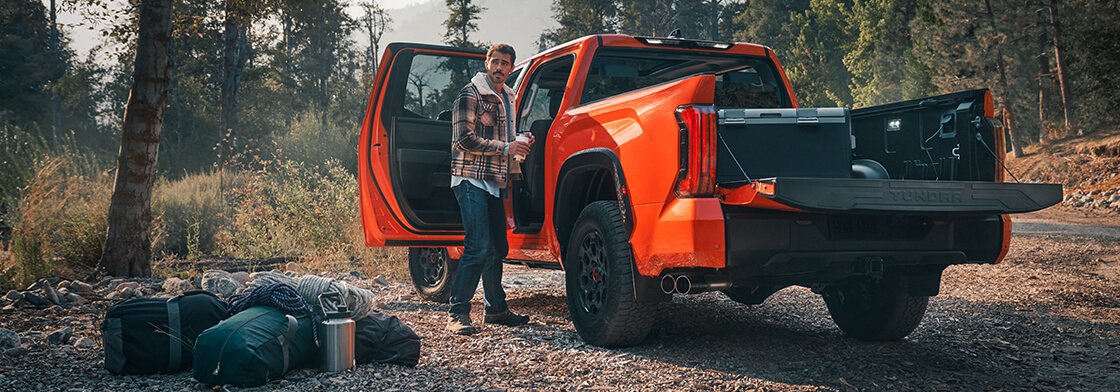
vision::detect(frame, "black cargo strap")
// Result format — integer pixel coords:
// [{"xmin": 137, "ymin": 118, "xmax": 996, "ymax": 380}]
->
[
  {"xmin": 166, "ymin": 297, "xmax": 182, "ymax": 370},
  {"xmin": 279, "ymin": 315, "xmax": 298, "ymax": 374},
  {"xmin": 104, "ymin": 318, "xmax": 124, "ymax": 373}
]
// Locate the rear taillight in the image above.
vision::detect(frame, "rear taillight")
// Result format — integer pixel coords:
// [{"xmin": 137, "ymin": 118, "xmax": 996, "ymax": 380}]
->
[{"xmin": 675, "ymin": 105, "xmax": 718, "ymax": 197}]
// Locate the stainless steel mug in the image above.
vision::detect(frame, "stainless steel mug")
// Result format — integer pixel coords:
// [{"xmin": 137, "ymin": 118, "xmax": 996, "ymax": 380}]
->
[{"xmin": 318, "ymin": 292, "xmax": 355, "ymax": 372}]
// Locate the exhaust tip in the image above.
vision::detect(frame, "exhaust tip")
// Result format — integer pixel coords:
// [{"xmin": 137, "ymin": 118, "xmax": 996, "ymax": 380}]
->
[
  {"xmin": 674, "ymin": 275, "xmax": 692, "ymax": 294},
  {"xmin": 660, "ymin": 275, "xmax": 676, "ymax": 294}
]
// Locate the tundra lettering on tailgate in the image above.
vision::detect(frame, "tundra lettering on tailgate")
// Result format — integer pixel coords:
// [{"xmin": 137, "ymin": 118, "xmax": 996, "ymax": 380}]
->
[{"xmin": 888, "ymin": 189, "xmax": 963, "ymax": 203}]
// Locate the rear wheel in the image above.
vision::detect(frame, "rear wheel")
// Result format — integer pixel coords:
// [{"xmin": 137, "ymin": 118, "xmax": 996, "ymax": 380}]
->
[
  {"xmin": 565, "ymin": 201, "xmax": 654, "ymax": 348},
  {"xmin": 408, "ymin": 247, "xmax": 458, "ymax": 303},
  {"xmin": 822, "ymin": 277, "xmax": 929, "ymax": 341}
]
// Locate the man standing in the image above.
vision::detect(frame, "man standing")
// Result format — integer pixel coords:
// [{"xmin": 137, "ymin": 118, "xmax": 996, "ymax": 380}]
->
[{"xmin": 446, "ymin": 43, "xmax": 533, "ymax": 335}]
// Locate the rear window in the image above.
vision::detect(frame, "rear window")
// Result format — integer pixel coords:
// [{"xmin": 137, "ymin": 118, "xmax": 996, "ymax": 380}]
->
[{"xmin": 580, "ymin": 49, "xmax": 791, "ymax": 108}]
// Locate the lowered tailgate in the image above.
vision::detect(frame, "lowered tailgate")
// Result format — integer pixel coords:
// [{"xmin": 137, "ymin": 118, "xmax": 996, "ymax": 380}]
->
[{"xmin": 719, "ymin": 177, "xmax": 1063, "ymax": 214}]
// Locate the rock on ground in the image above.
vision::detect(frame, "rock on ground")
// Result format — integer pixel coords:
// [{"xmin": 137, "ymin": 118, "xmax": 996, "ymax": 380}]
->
[
  {"xmin": 0, "ymin": 328, "xmax": 19, "ymax": 351},
  {"xmin": 160, "ymin": 277, "xmax": 194, "ymax": 294},
  {"xmin": 4, "ymin": 290, "xmax": 21, "ymax": 301},
  {"xmin": 46, "ymin": 327, "xmax": 73, "ymax": 345},
  {"xmin": 73, "ymin": 337, "xmax": 94, "ymax": 349},
  {"xmin": 201, "ymin": 270, "xmax": 244, "ymax": 298}
]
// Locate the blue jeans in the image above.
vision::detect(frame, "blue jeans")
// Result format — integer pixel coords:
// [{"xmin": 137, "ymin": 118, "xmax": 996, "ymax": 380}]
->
[{"xmin": 448, "ymin": 181, "xmax": 509, "ymax": 316}]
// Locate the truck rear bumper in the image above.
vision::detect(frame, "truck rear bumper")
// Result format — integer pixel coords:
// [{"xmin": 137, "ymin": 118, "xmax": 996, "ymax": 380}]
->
[{"xmin": 720, "ymin": 207, "xmax": 1005, "ymax": 283}]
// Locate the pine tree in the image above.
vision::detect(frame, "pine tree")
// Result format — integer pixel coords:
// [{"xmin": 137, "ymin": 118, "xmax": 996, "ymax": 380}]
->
[
  {"xmin": 443, "ymin": 0, "xmax": 485, "ymax": 49},
  {"xmin": 618, "ymin": 0, "xmax": 675, "ymax": 37},
  {"xmin": 844, "ymin": 0, "xmax": 934, "ymax": 107},
  {"xmin": 538, "ymin": 0, "xmax": 619, "ymax": 49},
  {"xmin": 0, "ymin": 1, "xmax": 65, "ymax": 138},
  {"xmin": 777, "ymin": 0, "xmax": 855, "ymax": 107}
]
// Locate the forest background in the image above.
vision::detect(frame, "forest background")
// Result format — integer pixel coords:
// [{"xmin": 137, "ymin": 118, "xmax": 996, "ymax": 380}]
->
[{"xmin": 2, "ymin": 0, "xmax": 1117, "ymax": 288}]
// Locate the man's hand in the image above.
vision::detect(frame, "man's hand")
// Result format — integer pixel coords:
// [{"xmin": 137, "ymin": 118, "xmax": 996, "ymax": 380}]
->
[{"xmin": 510, "ymin": 133, "xmax": 534, "ymax": 160}]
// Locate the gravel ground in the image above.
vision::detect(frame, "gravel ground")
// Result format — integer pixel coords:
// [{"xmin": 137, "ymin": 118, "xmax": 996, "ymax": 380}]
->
[{"xmin": 1, "ymin": 215, "xmax": 1118, "ymax": 391}]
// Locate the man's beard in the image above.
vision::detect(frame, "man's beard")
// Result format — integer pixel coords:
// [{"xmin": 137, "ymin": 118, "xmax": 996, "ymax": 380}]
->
[{"xmin": 490, "ymin": 71, "xmax": 505, "ymax": 84}]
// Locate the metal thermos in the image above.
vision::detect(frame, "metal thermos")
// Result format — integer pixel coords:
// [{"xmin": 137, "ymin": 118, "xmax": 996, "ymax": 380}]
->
[{"xmin": 318, "ymin": 292, "xmax": 355, "ymax": 372}]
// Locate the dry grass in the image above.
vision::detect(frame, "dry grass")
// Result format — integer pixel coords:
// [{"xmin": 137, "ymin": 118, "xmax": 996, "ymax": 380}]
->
[
  {"xmin": 1007, "ymin": 128, "xmax": 1120, "ymax": 192},
  {"xmin": 4, "ymin": 155, "xmax": 111, "ymax": 288},
  {"xmin": 0, "ymin": 151, "xmax": 409, "ymax": 289},
  {"xmin": 212, "ymin": 158, "xmax": 407, "ymax": 280},
  {"xmin": 152, "ymin": 169, "xmax": 243, "ymax": 259}
]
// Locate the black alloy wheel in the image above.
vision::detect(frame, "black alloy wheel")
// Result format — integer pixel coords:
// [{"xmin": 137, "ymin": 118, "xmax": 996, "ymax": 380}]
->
[
  {"xmin": 564, "ymin": 201, "xmax": 654, "ymax": 348},
  {"xmin": 576, "ymin": 231, "xmax": 607, "ymax": 315},
  {"xmin": 408, "ymin": 247, "xmax": 458, "ymax": 303}
]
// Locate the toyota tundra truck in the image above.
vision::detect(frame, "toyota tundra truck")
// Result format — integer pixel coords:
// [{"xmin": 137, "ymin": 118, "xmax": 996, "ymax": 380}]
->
[{"xmin": 357, "ymin": 34, "xmax": 1063, "ymax": 347}]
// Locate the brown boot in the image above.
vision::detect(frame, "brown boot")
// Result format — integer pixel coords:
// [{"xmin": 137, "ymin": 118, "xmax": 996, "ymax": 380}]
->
[
  {"xmin": 484, "ymin": 310, "xmax": 529, "ymax": 327},
  {"xmin": 446, "ymin": 313, "xmax": 477, "ymax": 335}
]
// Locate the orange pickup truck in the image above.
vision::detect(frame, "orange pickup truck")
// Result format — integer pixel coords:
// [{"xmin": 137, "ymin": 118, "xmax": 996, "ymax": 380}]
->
[{"xmin": 357, "ymin": 34, "xmax": 1063, "ymax": 347}]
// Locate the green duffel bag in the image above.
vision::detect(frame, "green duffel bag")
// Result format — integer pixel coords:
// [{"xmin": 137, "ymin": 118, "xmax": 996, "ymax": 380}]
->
[{"xmin": 192, "ymin": 306, "xmax": 317, "ymax": 387}]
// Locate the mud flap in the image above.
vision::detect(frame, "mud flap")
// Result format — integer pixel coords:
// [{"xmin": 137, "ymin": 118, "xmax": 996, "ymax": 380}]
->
[{"xmin": 631, "ymin": 250, "xmax": 671, "ymax": 303}]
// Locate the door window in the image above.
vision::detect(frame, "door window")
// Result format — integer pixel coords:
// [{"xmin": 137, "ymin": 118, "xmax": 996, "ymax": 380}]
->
[
  {"xmin": 400, "ymin": 54, "xmax": 484, "ymax": 121},
  {"xmin": 518, "ymin": 56, "xmax": 575, "ymax": 133}
]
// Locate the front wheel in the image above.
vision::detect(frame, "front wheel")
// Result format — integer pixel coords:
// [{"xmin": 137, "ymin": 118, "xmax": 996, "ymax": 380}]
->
[
  {"xmin": 408, "ymin": 247, "xmax": 458, "ymax": 303},
  {"xmin": 564, "ymin": 201, "xmax": 654, "ymax": 348},
  {"xmin": 822, "ymin": 277, "xmax": 929, "ymax": 341}
]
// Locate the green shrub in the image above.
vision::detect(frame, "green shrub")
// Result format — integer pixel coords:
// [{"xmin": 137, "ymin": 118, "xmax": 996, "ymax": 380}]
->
[
  {"xmin": 4, "ymin": 154, "xmax": 110, "ymax": 288},
  {"xmin": 0, "ymin": 126, "xmax": 49, "ymax": 206},
  {"xmin": 152, "ymin": 170, "xmax": 241, "ymax": 259},
  {"xmin": 217, "ymin": 159, "xmax": 404, "ymax": 278},
  {"xmin": 274, "ymin": 111, "xmax": 359, "ymax": 173}
]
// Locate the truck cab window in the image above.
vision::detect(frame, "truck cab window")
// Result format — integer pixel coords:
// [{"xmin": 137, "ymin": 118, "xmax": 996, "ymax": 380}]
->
[
  {"xmin": 714, "ymin": 63, "xmax": 786, "ymax": 109},
  {"xmin": 580, "ymin": 49, "xmax": 791, "ymax": 108}
]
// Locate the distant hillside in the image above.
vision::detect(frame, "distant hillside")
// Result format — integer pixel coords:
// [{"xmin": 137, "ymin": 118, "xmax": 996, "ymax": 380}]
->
[{"xmin": 377, "ymin": 0, "xmax": 557, "ymax": 59}]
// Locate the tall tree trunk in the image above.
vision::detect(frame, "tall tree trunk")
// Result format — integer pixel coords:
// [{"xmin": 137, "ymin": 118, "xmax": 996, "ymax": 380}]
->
[
  {"xmin": 1036, "ymin": 8, "xmax": 1049, "ymax": 143},
  {"xmin": 459, "ymin": 0, "xmax": 468, "ymax": 46},
  {"xmin": 49, "ymin": 0, "xmax": 60, "ymax": 149},
  {"xmin": 99, "ymin": 0, "xmax": 174, "ymax": 277},
  {"xmin": 364, "ymin": 15, "xmax": 374, "ymax": 71},
  {"xmin": 1048, "ymin": 0, "xmax": 1076, "ymax": 133},
  {"xmin": 984, "ymin": 0, "xmax": 1023, "ymax": 157},
  {"xmin": 283, "ymin": 10, "xmax": 294, "ymax": 129},
  {"xmin": 219, "ymin": 2, "xmax": 246, "ymax": 168}
]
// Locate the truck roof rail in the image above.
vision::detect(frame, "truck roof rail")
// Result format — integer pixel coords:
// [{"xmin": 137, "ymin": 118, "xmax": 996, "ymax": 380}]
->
[{"xmin": 633, "ymin": 35, "xmax": 733, "ymax": 50}]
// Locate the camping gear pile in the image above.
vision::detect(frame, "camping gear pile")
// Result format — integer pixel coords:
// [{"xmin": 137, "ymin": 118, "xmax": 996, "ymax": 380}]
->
[{"xmin": 100, "ymin": 271, "xmax": 421, "ymax": 387}]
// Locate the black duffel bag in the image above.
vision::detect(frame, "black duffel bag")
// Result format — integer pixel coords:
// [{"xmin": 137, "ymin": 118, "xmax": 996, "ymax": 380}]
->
[
  {"xmin": 101, "ymin": 290, "xmax": 228, "ymax": 374},
  {"xmin": 355, "ymin": 313, "xmax": 421, "ymax": 367}
]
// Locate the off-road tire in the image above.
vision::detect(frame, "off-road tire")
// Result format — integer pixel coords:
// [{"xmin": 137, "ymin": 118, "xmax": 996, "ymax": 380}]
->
[
  {"xmin": 823, "ymin": 277, "xmax": 929, "ymax": 341},
  {"xmin": 408, "ymin": 247, "xmax": 458, "ymax": 303},
  {"xmin": 564, "ymin": 201, "xmax": 655, "ymax": 348}
]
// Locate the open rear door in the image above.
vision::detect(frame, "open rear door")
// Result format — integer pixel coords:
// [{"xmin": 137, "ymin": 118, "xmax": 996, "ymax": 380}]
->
[{"xmin": 358, "ymin": 43, "xmax": 485, "ymax": 246}]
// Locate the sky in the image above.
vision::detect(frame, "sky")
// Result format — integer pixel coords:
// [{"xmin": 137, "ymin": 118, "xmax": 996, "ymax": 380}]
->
[{"xmin": 49, "ymin": 0, "xmax": 551, "ymax": 65}]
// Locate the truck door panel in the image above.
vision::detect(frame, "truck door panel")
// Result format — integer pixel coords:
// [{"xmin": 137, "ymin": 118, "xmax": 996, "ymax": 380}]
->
[{"xmin": 359, "ymin": 43, "xmax": 485, "ymax": 245}]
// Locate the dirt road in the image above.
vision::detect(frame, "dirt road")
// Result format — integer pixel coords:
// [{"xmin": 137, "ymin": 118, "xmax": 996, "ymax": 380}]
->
[{"xmin": 2, "ymin": 212, "xmax": 1118, "ymax": 391}]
